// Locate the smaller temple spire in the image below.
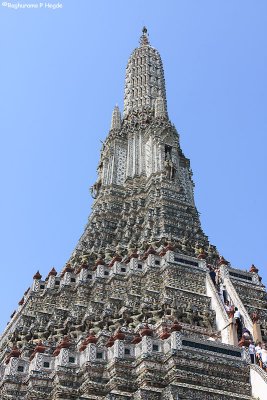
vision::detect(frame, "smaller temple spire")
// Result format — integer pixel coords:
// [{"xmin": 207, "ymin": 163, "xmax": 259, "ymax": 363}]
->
[
  {"xmin": 139, "ymin": 26, "xmax": 150, "ymax": 46},
  {"xmin": 110, "ymin": 105, "xmax": 121, "ymax": 130}
]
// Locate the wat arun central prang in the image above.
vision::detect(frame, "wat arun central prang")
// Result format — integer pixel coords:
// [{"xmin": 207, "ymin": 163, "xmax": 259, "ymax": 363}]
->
[
  {"xmin": 0, "ymin": 28, "xmax": 267, "ymax": 400},
  {"xmin": 80, "ymin": 27, "xmax": 210, "ymax": 266}
]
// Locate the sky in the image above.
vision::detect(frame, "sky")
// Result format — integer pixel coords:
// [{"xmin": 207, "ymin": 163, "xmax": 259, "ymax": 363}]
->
[{"xmin": 0, "ymin": 0, "xmax": 266, "ymax": 333}]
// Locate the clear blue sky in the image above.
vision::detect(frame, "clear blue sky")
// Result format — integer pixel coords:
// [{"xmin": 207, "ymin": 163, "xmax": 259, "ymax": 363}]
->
[{"xmin": 0, "ymin": 0, "xmax": 266, "ymax": 332}]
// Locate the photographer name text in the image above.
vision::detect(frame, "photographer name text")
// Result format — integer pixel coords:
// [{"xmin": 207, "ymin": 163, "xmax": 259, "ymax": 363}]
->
[{"xmin": 2, "ymin": 2, "xmax": 63, "ymax": 9}]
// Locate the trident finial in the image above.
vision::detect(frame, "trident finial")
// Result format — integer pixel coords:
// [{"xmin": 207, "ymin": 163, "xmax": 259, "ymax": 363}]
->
[{"xmin": 140, "ymin": 26, "xmax": 149, "ymax": 46}]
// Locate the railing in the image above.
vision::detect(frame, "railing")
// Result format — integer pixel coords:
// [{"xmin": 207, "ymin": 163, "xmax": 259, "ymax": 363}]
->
[
  {"xmin": 223, "ymin": 276, "xmax": 253, "ymax": 333},
  {"xmin": 206, "ymin": 273, "xmax": 230, "ymax": 344},
  {"xmin": 250, "ymin": 363, "xmax": 267, "ymax": 400},
  {"xmin": 250, "ymin": 363, "xmax": 267, "ymax": 383}
]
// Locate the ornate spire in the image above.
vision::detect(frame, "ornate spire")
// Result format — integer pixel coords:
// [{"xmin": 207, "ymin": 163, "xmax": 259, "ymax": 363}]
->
[
  {"xmin": 79, "ymin": 29, "xmax": 208, "ymax": 257},
  {"xmin": 123, "ymin": 27, "xmax": 167, "ymax": 118},
  {"xmin": 110, "ymin": 105, "xmax": 121, "ymax": 130}
]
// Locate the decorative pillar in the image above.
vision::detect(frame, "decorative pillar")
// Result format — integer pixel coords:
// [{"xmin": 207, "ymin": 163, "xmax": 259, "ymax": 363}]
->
[
  {"xmin": 251, "ymin": 312, "xmax": 263, "ymax": 343},
  {"xmin": 253, "ymin": 323, "xmax": 263, "ymax": 343},
  {"xmin": 241, "ymin": 347, "xmax": 251, "ymax": 364},
  {"xmin": 55, "ymin": 348, "xmax": 69, "ymax": 368},
  {"xmin": 228, "ymin": 317, "xmax": 239, "ymax": 346},
  {"xmin": 60, "ymin": 264, "xmax": 74, "ymax": 286},
  {"xmin": 29, "ymin": 353, "xmax": 45, "ymax": 372},
  {"xmin": 141, "ymin": 335, "xmax": 153, "ymax": 355},
  {"xmin": 46, "ymin": 267, "xmax": 57, "ymax": 289},
  {"xmin": 4, "ymin": 357, "xmax": 19, "ymax": 375},
  {"xmin": 32, "ymin": 270, "xmax": 42, "ymax": 292},
  {"xmin": 113, "ymin": 340, "xmax": 124, "ymax": 359},
  {"xmin": 170, "ymin": 331, "xmax": 182, "ymax": 351},
  {"xmin": 78, "ymin": 265, "xmax": 88, "ymax": 282},
  {"xmin": 85, "ymin": 343, "xmax": 97, "ymax": 362}
]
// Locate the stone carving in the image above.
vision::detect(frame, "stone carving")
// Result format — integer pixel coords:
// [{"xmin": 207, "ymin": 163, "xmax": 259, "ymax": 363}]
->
[{"xmin": 116, "ymin": 146, "xmax": 127, "ymax": 185}]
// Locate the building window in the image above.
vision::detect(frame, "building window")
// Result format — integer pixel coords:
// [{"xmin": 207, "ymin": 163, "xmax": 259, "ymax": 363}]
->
[
  {"xmin": 40, "ymin": 285, "xmax": 45, "ymax": 289},
  {"xmin": 137, "ymin": 264, "xmax": 142, "ymax": 269},
  {"xmin": 17, "ymin": 365, "xmax": 24, "ymax": 372},
  {"xmin": 104, "ymin": 271, "xmax": 109, "ymax": 276},
  {"xmin": 71, "ymin": 278, "xmax": 76, "ymax": 283},
  {"xmin": 87, "ymin": 274, "xmax": 92, "ymax": 279},
  {"xmin": 43, "ymin": 362, "xmax": 50, "ymax": 368},
  {"xmin": 69, "ymin": 356, "xmax": 75, "ymax": 363},
  {"xmin": 55, "ymin": 281, "xmax": 60, "ymax": 285},
  {"xmin": 124, "ymin": 348, "xmax": 130, "ymax": 355},
  {"xmin": 165, "ymin": 145, "xmax": 172, "ymax": 160},
  {"xmin": 121, "ymin": 267, "xmax": 126, "ymax": 272},
  {"xmin": 152, "ymin": 344, "xmax": 159, "ymax": 352},
  {"xmin": 155, "ymin": 260, "xmax": 160, "ymax": 265},
  {"xmin": 96, "ymin": 352, "xmax": 103, "ymax": 359}
]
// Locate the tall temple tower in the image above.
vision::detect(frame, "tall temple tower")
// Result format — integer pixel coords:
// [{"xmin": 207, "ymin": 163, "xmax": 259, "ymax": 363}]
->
[
  {"xmin": 78, "ymin": 26, "xmax": 210, "ymax": 263},
  {"xmin": 0, "ymin": 28, "xmax": 267, "ymax": 400}
]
